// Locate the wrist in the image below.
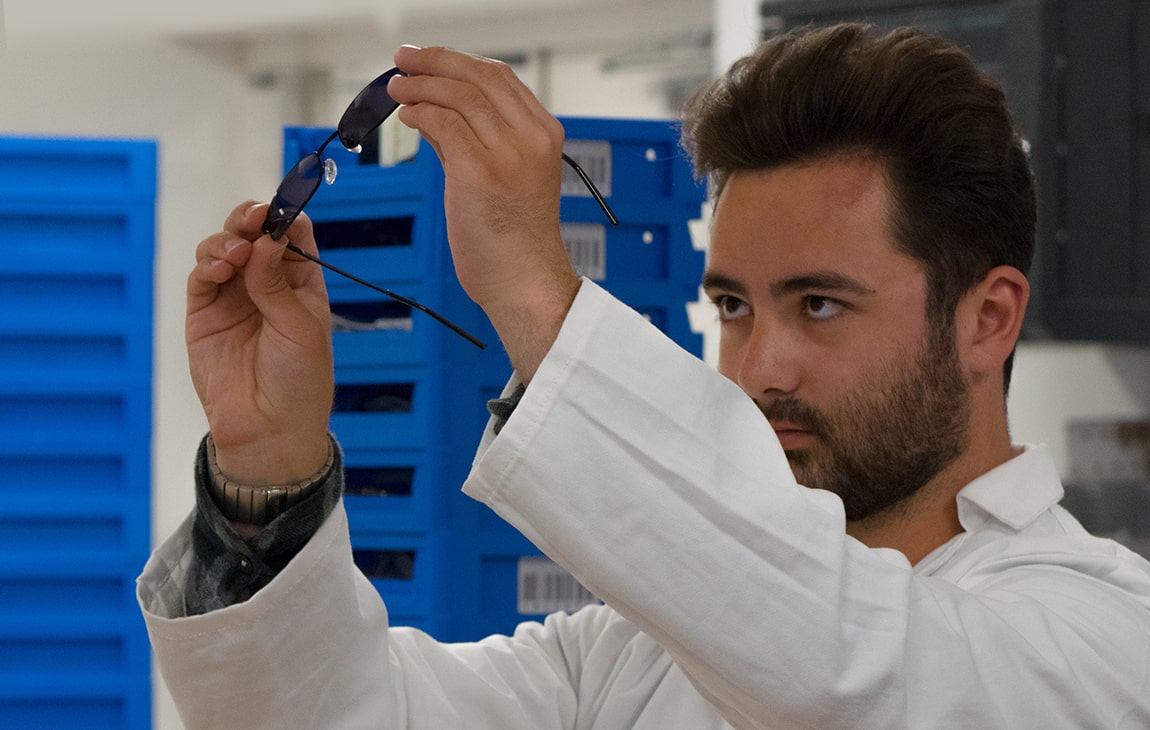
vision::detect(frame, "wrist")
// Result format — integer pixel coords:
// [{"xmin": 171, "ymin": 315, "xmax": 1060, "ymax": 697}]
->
[
  {"xmin": 209, "ymin": 428, "xmax": 332, "ymax": 487},
  {"xmin": 206, "ymin": 434, "xmax": 334, "ymax": 525},
  {"xmin": 484, "ymin": 269, "xmax": 581, "ymax": 382}
]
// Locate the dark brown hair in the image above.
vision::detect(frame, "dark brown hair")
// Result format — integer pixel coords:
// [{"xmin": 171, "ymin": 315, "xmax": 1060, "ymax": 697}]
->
[{"xmin": 681, "ymin": 22, "xmax": 1035, "ymax": 390}]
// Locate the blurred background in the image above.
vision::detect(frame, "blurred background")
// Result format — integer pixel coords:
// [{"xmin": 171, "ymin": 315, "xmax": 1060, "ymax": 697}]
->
[{"xmin": 2, "ymin": 0, "xmax": 1150, "ymax": 727}]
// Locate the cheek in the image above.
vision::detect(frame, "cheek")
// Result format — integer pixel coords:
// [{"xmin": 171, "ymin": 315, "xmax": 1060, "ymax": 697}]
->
[
  {"xmin": 716, "ymin": 354, "xmax": 740, "ymax": 387},
  {"xmin": 715, "ymin": 331, "xmax": 745, "ymax": 383},
  {"xmin": 800, "ymin": 361, "xmax": 860, "ymax": 412}
]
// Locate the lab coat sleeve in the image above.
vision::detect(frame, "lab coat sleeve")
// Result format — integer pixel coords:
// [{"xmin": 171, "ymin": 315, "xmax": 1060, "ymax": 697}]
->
[
  {"xmin": 462, "ymin": 279, "xmax": 1150, "ymax": 729},
  {"xmin": 139, "ymin": 498, "xmax": 623, "ymax": 729}
]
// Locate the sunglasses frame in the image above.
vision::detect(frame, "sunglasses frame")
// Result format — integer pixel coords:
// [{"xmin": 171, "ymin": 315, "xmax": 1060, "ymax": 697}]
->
[{"xmin": 261, "ymin": 66, "xmax": 619, "ymax": 349}]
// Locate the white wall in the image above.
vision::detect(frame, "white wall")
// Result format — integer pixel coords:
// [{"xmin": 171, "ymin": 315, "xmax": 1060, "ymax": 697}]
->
[{"xmin": 1010, "ymin": 343, "xmax": 1150, "ymax": 475}]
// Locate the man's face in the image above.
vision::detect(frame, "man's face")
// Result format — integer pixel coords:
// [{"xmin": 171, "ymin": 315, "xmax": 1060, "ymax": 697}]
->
[{"xmin": 703, "ymin": 157, "xmax": 970, "ymax": 522}]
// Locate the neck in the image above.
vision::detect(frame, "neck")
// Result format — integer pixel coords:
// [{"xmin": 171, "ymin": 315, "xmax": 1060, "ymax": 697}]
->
[{"xmin": 846, "ymin": 407, "xmax": 1016, "ymax": 565}]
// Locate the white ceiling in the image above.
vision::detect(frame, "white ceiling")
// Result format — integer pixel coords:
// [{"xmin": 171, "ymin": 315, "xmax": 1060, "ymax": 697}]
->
[
  {"xmin": 5, "ymin": 0, "xmax": 590, "ymax": 39},
  {"xmin": 3, "ymin": 0, "xmax": 714, "ymax": 70}
]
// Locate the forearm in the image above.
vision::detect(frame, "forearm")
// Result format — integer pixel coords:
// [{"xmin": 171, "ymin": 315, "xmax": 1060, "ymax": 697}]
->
[{"xmin": 480, "ymin": 266, "xmax": 581, "ymax": 384}]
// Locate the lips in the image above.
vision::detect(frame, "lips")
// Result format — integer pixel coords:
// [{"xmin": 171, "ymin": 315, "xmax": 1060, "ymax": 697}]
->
[
  {"xmin": 771, "ymin": 421, "xmax": 816, "ymax": 450},
  {"xmin": 759, "ymin": 397, "xmax": 824, "ymax": 451}
]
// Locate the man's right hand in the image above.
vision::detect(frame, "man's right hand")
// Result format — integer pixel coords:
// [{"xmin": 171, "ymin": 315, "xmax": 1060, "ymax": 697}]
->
[
  {"xmin": 186, "ymin": 201, "xmax": 334, "ymax": 486},
  {"xmin": 388, "ymin": 46, "xmax": 582, "ymax": 383}
]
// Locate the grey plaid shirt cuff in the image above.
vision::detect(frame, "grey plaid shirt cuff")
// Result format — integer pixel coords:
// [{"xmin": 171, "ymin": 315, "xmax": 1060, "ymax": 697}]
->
[
  {"xmin": 184, "ymin": 384, "xmax": 526, "ymax": 614},
  {"xmin": 185, "ymin": 434, "xmax": 344, "ymax": 615}
]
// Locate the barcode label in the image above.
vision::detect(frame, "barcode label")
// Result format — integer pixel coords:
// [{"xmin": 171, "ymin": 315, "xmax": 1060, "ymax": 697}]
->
[
  {"xmin": 517, "ymin": 556, "xmax": 600, "ymax": 615},
  {"xmin": 560, "ymin": 223, "xmax": 607, "ymax": 281},
  {"xmin": 561, "ymin": 139, "xmax": 612, "ymax": 198}
]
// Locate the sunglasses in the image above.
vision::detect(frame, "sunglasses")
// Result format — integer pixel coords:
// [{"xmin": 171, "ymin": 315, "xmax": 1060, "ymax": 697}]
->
[{"xmin": 262, "ymin": 67, "xmax": 619, "ymax": 349}]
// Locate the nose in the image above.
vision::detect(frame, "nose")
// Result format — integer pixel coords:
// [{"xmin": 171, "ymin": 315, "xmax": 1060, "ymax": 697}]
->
[{"xmin": 720, "ymin": 316, "xmax": 803, "ymax": 400}]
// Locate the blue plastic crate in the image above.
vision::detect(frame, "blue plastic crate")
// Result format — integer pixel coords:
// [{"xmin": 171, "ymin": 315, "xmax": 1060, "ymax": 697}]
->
[
  {"xmin": 559, "ymin": 198, "xmax": 705, "ymax": 284},
  {"xmin": 342, "ymin": 447, "xmax": 440, "ymax": 536},
  {"xmin": 0, "ymin": 137, "xmax": 156, "ymax": 203},
  {"xmin": 349, "ymin": 530, "xmax": 446, "ymax": 635},
  {"xmin": 559, "ymin": 116, "xmax": 702, "ymax": 204},
  {"xmin": 328, "ymin": 278, "xmax": 500, "ymax": 375},
  {"xmin": 0, "ymin": 136, "xmax": 154, "ymax": 730}
]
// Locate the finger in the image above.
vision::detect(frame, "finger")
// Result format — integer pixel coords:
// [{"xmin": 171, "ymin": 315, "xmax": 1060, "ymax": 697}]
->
[
  {"xmin": 395, "ymin": 100, "xmax": 483, "ymax": 171},
  {"xmin": 394, "ymin": 47, "xmax": 536, "ymax": 122},
  {"xmin": 194, "ymin": 230, "xmax": 254, "ymax": 268},
  {"xmin": 389, "ymin": 75, "xmax": 511, "ymax": 164},
  {"xmin": 190, "ymin": 202, "xmax": 263, "ymax": 282},
  {"xmin": 188, "ymin": 231, "xmax": 251, "ymax": 308},
  {"xmin": 223, "ymin": 200, "xmax": 271, "ymax": 239},
  {"xmin": 391, "ymin": 47, "xmax": 561, "ymax": 150},
  {"xmin": 223, "ymin": 199, "xmax": 317, "ymax": 255},
  {"xmin": 187, "ymin": 257, "xmax": 228, "ymax": 304},
  {"xmin": 241, "ymin": 221, "xmax": 330, "ymax": 339},
  {"xmin": 280, "ymin": 209, "xmax": 320, "ymax": 258},
  {"xmin": 394, "ymin": 83, "xmax": 563, "ymax": 194},
  {"xmin": 212, "ymin": 203, "xmax": 320, "ymax": 280}
]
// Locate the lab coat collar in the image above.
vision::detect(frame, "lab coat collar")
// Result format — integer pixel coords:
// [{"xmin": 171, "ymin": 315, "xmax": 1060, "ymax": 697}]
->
[{"xmin": 954, "ymin": 444, "xmax": 1065, "ymax": 532}]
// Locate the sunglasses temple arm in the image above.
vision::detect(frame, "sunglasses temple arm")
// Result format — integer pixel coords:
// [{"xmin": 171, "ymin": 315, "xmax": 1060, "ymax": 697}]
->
[
  {"xmin": 277, "ymin": 152, "xmax": 609, "ymax": 349},
  {"xmin": 561, "ymin": 153, "xmax": 619, "ymax": 226},
  {"xmin": 284, "ymin": 243, "xmax": 487, "ymax": 349}
]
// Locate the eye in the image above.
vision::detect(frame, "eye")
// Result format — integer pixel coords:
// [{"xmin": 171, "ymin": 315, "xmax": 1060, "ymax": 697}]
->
[
  {"xmin": 711, "ymin": 294, "xmax": 751, "ymax": 322},
  {"xmin": 803, "ymin": 295, "xmax": 846, "ymax": 321}
]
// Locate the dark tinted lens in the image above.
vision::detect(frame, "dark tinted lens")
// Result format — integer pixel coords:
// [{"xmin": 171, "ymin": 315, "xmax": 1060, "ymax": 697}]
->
[
  {"xmin": 263, "ymin": 152, "xmax": 324, "ymax": 239},
  {"xmin": 337, "ymin": 68, "xmax": 405, "ymax": 149}
]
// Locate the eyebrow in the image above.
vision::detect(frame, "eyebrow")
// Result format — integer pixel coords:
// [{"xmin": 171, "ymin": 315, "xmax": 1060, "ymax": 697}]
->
[
  {"xmin": 702, "ymin": 270, "xmax": 876, "ymax": 299},
  {"xmin": 701, "ymin": 271, "xmax": 748, "ymax": 296}
]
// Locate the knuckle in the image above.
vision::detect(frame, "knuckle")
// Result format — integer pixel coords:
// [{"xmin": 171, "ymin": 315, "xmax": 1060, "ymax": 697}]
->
[
  {"xmin": 478, "ymin": 57, "xmax": 511, "ymax": 79},
  {"xmin": 546, "ymin": 116, "xmax": 566, "ymax": 143},
  {"xmin": 418, "ymin": 45, "xmax": 449, "ymax": 64},
  {"xmin": 525, "ymin": 126, "xmax": 560, "ymax": 159}
]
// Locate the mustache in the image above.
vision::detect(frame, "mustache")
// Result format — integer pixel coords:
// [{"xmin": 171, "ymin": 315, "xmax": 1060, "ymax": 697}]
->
[{"xmin": 757, "ymin": 397, "xmax": 830, "ymax": 437}]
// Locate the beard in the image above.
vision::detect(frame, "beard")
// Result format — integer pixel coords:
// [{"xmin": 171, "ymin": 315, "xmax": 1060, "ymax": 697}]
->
[{"xmin": 760, "ymin": 328, "xmax": 970, "ymax": 522}]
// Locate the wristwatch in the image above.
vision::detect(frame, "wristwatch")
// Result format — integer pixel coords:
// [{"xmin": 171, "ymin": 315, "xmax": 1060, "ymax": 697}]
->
[{"xmin": 206, "ymin": 436, "xmax": 334, "ymax": 525}]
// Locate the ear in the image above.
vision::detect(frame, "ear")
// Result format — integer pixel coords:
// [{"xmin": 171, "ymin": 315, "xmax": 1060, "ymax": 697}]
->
[{"xmin": 956, "ymin": 265, "xmax": 1029, "ymax": 382}]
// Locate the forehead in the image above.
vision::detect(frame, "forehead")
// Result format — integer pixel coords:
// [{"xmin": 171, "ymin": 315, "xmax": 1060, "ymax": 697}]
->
[{"xmin": 707, "ymin": 156, "xmax": 906, "ymax": 274}]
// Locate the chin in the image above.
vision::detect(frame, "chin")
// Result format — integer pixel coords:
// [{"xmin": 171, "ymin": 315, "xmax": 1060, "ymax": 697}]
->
[{"xmin": 783, "ymin": 451, "xmax": 816, "ymax": 488}]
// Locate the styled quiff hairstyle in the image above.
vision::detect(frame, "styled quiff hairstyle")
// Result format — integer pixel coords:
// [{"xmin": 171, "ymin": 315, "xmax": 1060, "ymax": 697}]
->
[{"xmin": 681, "ymin": 22, "xmax": 1035, "ymax": 390}]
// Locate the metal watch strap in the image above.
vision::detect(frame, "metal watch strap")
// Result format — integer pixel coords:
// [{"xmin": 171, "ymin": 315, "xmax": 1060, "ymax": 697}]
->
[{"xmin": 206, "ymin": 436, "xmax": 335, "ymax": 525}]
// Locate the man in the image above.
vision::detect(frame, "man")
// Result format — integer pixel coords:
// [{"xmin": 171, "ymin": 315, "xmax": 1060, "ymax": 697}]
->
[{"xmin": 139, "ymin": 24, "xmax": 1150, "ymax": 728}]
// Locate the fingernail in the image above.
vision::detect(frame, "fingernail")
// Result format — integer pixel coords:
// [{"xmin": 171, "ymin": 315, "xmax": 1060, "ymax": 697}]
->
[
  {"xmin": 399, "ymin": 44, "xmax": 422, "ymax": 51},
  {"xmin": 225, "ymin": 238, "xmax": 246, "ymax": 253}
]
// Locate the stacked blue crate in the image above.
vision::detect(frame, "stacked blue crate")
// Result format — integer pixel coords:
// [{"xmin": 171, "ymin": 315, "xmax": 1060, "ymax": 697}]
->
[
  {"xmin": 285, "ymin": 117, "xmax": 705, "ymax": 641},
  {"xmin": 0, "ymin": 137, "xmax": 155, "ymax": 728}
]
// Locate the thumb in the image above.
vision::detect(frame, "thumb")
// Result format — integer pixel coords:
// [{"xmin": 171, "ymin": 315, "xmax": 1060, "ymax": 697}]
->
[{"xmin": 241, "ymin": 234, "xmax": 322, "ymax": 337}]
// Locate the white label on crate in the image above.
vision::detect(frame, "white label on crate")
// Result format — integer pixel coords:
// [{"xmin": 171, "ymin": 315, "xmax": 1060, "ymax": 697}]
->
[
  {"xmin": 561, "ymin": 140, "xmax": 612, "ymax": 198},
  {"xmin": 517, "ymin": 556, "xmax": 601, "ymax": 615},
  {"xmin": 560, "ymin": 223, "xmax": 607, "ymax": 281}
]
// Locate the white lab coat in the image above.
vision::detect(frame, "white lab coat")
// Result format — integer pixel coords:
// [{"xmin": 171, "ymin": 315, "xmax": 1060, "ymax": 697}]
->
[{"xmin": 139, "ymin": 280, "xmax": 1150, "ymax": 729}]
